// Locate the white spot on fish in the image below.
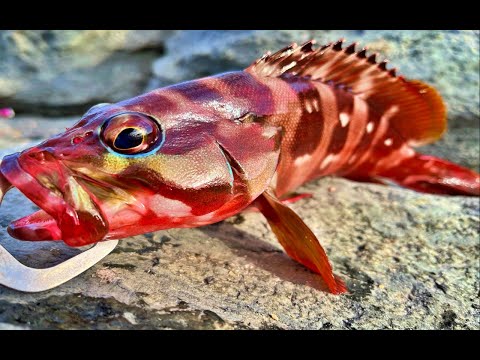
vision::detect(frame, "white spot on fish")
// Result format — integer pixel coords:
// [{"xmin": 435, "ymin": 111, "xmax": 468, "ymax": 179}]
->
[
  {"xmin": 281, "ymin": 61, "xmax": 297, "ymax": 72},
  {"xmin": 305, "ymin": 101, "xmax": 313, "ymax": 114},
  {"xmin": 320, "ymin": 154, "xmax": 335, "ymax": 170},
  {"xmin": 195, "ymin": 212, "xmax": 217, "ymax": 224},
  {"xmin": 351, "ymin": 105, "xmax": 401, "ymax": 173},
  {"xmin": 209, "ymin": 100, "xmax": 243, "ymax": 118},
  {"xmin": 294, "ymin": 154, "xmax": 312, "ymax": 167},
  {"xmin": 312, "ymin": 98, "xmax": 320, "ymax": 112},
  {"xmin": 149, "ymin": 195, "xmax": 192, "ymax": 217},
  {"xmin": 384, "ymin": 138, "xmax": 393, "ymax": 146},
  {"xmin": 371, "ymin": 144, "xmax": 414, "ymax": 173},
  {"xmin": 339, "ymin": 113, "xmax": 350, "ymax": 127},
  {"xmin": 348, "ymin": 155, "xmax": 358, "ymax": 165},
  {"xmin": 401, "ymin": 146, "xmax": 415, "ymax": 158},
  {"xmin": 366, "ymin": 121, "xmax": 375, "ymax": 134}
]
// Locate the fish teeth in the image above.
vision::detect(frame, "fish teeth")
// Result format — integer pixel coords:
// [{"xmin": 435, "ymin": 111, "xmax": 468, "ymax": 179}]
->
[{"xmin": 0, "ymin": 171, "xmax": 12, "ymax": 206}]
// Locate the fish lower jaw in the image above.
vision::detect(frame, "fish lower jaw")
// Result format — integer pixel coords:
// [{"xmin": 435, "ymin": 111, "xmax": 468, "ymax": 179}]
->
[
  {"xmin": 7, "ymin": 209, "xmax": 62, "ymax": 241},
  {"xmin": 2, "ymin": 171, "xmax": 62, "ymax": 241}
]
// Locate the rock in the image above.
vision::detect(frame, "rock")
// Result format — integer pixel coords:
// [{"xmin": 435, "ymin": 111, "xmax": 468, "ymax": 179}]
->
[
  {"xmin": 0, "ymin": 115, "xmax": 77, "ymax": 148},
  {"xmin": 0, "ymin": 118, "xmax": 478, "ymax": 329},
  {"xmin": 0, "ymin": 165, "xmax": 478, "ymax": 329},
  {"xmin": 0, "ymin": 30, "xmax": 176, "ymax": 115},
  {"xmin": 152, "ymin": 30, "xmax": 479, "ymax": 124}
]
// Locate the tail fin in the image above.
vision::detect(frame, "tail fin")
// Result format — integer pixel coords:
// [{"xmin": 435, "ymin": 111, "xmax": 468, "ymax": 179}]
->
[{"xmin": 378, "ymin": 154, "xmax": 480, "ymax": 196}]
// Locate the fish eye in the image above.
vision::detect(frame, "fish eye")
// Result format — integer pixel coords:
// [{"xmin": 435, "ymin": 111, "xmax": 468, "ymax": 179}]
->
[
  {"xmin": 114, "ymin": 128, "xmax": 144, "ymax": 150},
  {"xmin": 100, "ymin": 112, "xmax": 163, "ymax": 155}
]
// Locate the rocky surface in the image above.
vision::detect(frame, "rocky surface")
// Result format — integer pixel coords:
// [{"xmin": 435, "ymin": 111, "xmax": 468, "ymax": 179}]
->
[
  {"xmin": 0, "ymin": 30, "xmax": 175, "ymax": 115},
  {"xmin": 0, "ymin": 30, "xmax": 479, "ymax": 330}
]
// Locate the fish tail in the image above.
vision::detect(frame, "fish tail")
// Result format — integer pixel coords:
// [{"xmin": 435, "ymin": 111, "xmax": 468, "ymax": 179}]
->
[{"xmin": 377, "ymin": 153, "xmax": 480, "ymax": 196}]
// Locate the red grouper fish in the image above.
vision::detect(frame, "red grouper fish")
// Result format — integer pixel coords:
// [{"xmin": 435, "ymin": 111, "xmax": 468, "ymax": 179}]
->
[{"xmin": 0, "ymin": 39, "xmax": 479, "ymax": 294}]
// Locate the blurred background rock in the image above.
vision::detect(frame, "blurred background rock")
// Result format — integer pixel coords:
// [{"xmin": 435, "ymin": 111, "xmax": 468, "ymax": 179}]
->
[{"xmin": 0, "ymin": 30, "xmax": 173, "ymax": 115}]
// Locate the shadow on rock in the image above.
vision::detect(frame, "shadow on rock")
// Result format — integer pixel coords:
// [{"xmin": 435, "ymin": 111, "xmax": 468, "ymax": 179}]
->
[{"xmin": 200, "ymin": 221, "xmax": 333, "ymax": 293}]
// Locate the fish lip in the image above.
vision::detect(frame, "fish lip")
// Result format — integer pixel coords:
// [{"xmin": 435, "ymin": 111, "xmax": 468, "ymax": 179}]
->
[
  {"xmin": 0, "ymin": 152, "xmax": 70, "ymax": 220},
  {"xmin": 0, "ymin": 152, "xmax": 109, "ymax": 246},
  {"xmin": 0, "ymin": 153, "xmax": 65, "ymax": 241}
]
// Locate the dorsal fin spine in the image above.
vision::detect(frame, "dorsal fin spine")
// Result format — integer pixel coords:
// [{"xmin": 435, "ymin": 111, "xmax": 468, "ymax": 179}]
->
[{"xmin": 246, "ymin": 39, "xmax": 447, "ymax": 146}]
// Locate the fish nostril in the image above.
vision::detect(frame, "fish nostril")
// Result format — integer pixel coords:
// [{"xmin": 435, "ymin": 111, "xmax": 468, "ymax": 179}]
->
[
  {"xmin": 72, "ymin": 131, "xmax": 92, "ymax": 145},
  {"xmin": 72, "ymin": 136, "xmax": 83, "ymax": 145}
]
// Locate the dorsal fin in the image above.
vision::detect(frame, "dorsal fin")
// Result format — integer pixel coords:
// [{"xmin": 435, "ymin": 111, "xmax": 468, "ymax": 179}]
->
[{"xmin": 246, "ymin": 39, "xmax": 446, "ymax": 146}]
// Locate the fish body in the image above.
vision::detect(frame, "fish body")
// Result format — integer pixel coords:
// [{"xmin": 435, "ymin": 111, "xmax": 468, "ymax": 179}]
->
[{"xmin": 1, "ymin": 40, "xmax": 479, "ymax": 294}]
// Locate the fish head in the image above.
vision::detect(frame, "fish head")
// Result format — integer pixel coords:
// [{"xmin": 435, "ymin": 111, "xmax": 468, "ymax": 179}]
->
[{"xmin": 0, "ymin": 100, "xmax": 281, "ymax": 247}]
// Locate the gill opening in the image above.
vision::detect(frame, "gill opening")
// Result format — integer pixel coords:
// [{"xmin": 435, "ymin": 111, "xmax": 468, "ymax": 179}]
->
[{"xmin": 215, "ymin": 141, "xmax": 247, "ymax": 191}]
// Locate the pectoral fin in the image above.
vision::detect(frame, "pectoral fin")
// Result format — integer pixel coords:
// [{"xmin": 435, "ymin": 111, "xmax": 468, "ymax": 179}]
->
[{"xmin": 255, "ymin": 190, "xmax": 347, "ymax": 294}]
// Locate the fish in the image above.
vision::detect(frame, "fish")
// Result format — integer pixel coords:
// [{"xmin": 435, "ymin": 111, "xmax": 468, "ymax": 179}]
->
[{"xmin": 0, "ymin": 39, "xmax": 479, "ymax": 295}]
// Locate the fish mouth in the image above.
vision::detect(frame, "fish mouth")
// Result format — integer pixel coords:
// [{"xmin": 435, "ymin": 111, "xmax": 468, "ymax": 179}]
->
[{"xmin": 0, "ymin": 151, "xmax": 109, "ymax": 247}]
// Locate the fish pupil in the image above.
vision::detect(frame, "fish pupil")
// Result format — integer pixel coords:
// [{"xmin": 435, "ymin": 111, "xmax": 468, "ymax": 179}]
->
[{"xmin": 114, "ymin": 128, "xmax": 144, "ymax": 149}]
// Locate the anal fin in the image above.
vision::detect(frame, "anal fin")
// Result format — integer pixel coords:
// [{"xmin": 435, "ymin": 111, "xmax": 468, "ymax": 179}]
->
[
  {"xmin": 279, "ymin": 192, "xmax": 313, "ymax": 205},
  {"xmin": 255, "ymin": 190, "xmax": 347, "ymax": 294},
  {"xmin": 377, "ymin": 153, "xmax": 480, "ymax": 196},
  {"xmin": 242, "ymin": 192, "xmax": 313, "ymax": 213}
]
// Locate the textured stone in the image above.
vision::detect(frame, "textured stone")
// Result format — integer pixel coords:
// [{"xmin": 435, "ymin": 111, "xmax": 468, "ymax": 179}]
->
[
  {"xmin": 1, "ymin": 30, "xmax": 478, "ymax": 123},
  {"xmin": 0, "ymin": 30, "xmax": 175, "ymax": 115}
]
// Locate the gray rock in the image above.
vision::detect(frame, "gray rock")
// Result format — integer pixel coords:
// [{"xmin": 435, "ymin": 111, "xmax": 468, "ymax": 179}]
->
[
  {"xmin": 0, "ymin": 30, "xmax": 176, "ymax": 115},
  {"xmin": 0, "ymin": 116, "xmax": 479, "ymax": 330}
]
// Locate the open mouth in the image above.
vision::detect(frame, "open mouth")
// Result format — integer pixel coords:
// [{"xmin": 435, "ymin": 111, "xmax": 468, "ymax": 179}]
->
[{"xmin": 0, "ymin": 151, "xmax": 109, "ymax": 247}]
